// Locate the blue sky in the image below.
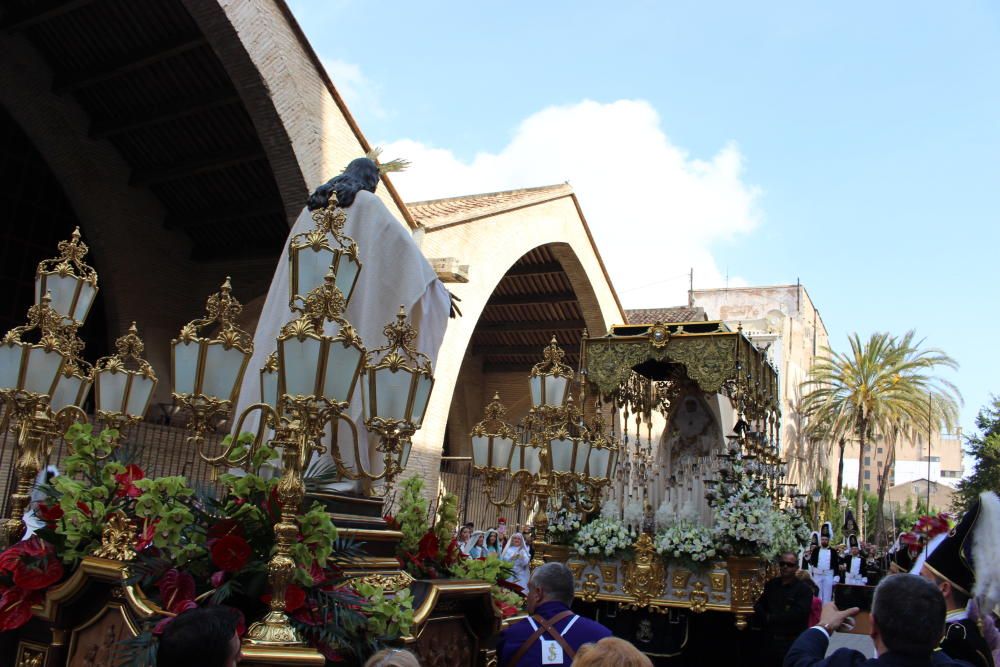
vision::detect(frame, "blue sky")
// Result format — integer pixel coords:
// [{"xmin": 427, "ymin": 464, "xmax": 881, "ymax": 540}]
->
[{"xmin": 288, "ymin": 1, "xmax": 1000, "ymax": 439}]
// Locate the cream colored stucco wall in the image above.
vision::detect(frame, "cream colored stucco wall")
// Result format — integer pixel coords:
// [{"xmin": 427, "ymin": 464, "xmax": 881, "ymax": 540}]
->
[
  {"xmin": 691, "ymin": 285, "xmax": 830, "ymax": 491},
  {"xmin": 406, "ymin": 195, "xmax": 624, "ymax": 500}
]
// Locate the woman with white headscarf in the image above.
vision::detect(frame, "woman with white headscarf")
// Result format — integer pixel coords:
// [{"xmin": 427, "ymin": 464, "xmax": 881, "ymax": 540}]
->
[
  {"xmin": 466, "ymin": 531, "xmax": 487, "ymax": 558},
  {"xmin": 500, "ymin": 532, "xmax": 531, "ymax": 590}
]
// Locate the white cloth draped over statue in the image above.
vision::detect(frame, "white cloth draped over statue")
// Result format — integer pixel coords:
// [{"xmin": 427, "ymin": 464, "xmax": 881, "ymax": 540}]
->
[{"xmin": 232, "ymin": 190, "xmax": 451, "ymax": 491}]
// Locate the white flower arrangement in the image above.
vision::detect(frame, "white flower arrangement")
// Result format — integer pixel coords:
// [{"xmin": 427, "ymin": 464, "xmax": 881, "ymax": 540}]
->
[
  {"xmin": 769, "ymin": 508, "xmax": 813, "ymax": 559},
  {"xmin": 654, "ymin": 522, "xmax": 718, "ymax": 567},
  {"xmin": 572, "ymin": 517, "xmax": 636, "ymax": 558},
  {"xmin": 714, "ymin": 480, "xmax": 780, "ymax": 556},
  {"xmin": 546, "ymin": 506, "xmax": 583, "ymax": 546}
]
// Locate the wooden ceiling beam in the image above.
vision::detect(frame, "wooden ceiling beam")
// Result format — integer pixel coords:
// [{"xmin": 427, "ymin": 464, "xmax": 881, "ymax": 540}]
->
[
  {"xmin": 164, "ymin": 197, "xmax": 283, "ymax": 230},
  {"xmin": 130, "ymin": 146, "xmax": 266, "ymax": 187},
  {"xmin": 89, "ymin": 88, "xmax": 241, "ymax": 139},
  {"xmin": 486, "ymin": 290, "xmax": 577, "ymax": 307},
  {"xmin": 53, "ymin": 36, "xmax": 207, "ymax": 94},
  {"xmin": 0, "ymin": 0, "xmax": 96, "ymax": 32},
  {"xmin": 482, "ymin": 360, "xmax": 580, "ymax": 374},
  {"xmin": 474, "ymin": 319, "xmax": 586, "ymax": 333},
  {"xmin": 502, "ymin": 261, "xmax": 564, "ymax": 277},
  {"xmin": 471, "ymin": 343, "xmax": 580, "ymax": 356}
]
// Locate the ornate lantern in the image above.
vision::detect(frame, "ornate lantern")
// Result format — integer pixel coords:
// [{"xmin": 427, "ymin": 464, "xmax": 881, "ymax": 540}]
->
[
  {"xmin": 94, "ymin": 323, "xmax": 157, "ymax": 432},
  {"xmin": 362, "ymin": 306, "xmax": 435, "ymax": 431},
  {"xmin": 34, "ymin": 227, "xmax": 98, "ymax": 326},
  {"xmin": 546, "ymin": 396, "xmax": 592, "ymax": 479},
  {"xmin": 277, "ymin": 264, "xmax": 366, "ymax": 413},
  {"xmin": 0, "ymin": 293, "xmax": 67, "ymax": 399},
  {"xmin": 470, "ymin": 393, "xmax": 516, "ymax": 471},
  {"xmin": 585, "ymin": 413, "xmax": 618, "ymax": 483},
  {"xmin": 171, "ymin": 277, "xmax": 253, "ymax": 438},
  {"xmin": 528, "ymin": 337, "xmax": 573, "ymax": 410},
  {"xmin": 288, "ymin": 198, "xmax": 361, "ymax": 311},
  {"xmin": 359, "ymin": 306, "xmax": 434, "ymax": 487},
  {"xmin": 259, "ymin": 351, "xmax": 279, "ymax": 409}
]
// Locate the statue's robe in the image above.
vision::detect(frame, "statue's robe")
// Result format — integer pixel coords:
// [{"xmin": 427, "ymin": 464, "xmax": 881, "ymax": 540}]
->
[{"xmin": 233, "ymin": 191, "xmax": 450, "ymax": 490}]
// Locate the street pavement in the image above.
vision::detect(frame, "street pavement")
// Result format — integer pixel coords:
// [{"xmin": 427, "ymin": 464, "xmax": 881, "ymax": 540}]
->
[{"xmin": 827, "ymin": 632, "xmax": 875, "ymax": 657}]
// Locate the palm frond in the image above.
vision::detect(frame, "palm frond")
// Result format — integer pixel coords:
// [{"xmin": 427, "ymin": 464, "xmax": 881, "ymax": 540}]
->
[{"xmin": 365, "ymin": 146, "xmax": 411, "ymax": 174}]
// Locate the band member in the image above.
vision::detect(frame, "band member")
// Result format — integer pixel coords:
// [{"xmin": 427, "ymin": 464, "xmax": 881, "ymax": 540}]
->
[
  {"xmin": 802, "ymin": 531, "xmax": 819, "ymax": 572},
  {"xmin": 808, "ymin": 522, "xmax": 839, "ymax": 603},
  {"xmin": 841, "ymin": 534, "xmax": 869, "ymax": 585},
  {"xmin": 919, "ymin": 492, "xmax": 999, "ymax": 667}
]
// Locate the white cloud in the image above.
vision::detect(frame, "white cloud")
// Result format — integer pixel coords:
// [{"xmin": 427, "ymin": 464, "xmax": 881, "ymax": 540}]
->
[
  {"xmin": 382, "ymin": 99, "xmax": 762, "ymax": 308},
  {"xmin": 322, "ymin": 58, "xmax": 386, "ymax": 120}
]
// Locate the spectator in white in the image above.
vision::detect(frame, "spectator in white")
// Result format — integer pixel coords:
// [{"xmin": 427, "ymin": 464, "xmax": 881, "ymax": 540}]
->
[{"xmin": 500, "ymin": 533, "xmax": 531, "ymax": 591}]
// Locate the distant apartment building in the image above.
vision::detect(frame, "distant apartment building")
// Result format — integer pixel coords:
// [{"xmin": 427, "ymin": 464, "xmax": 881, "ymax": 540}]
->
[
  {"xmin": 689, "ymin": 283, "xmax": 830, "ymax": 490},
  {"xmin": 841, "ymin": 429, "xmax": 964, "ymax": 495}
]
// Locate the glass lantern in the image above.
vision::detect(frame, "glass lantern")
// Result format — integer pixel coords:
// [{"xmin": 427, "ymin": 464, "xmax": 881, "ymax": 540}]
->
[
  {"xmin": 288, "ymin": 203, "xmax": 361, "ymax": 310},
  {"xmin": 94, "ymin": 323, "xmax": 157, "ymax": 424},
  {"xmin": 528, "ymin": 337, "xmax": 573, "ymax": 410},
  {"xmin": 470, "ymin": 393, "xmax": 516, "ymax": 471},
  {"xmin": 34, "ymin": 227, "xmax": 98, "ymax": 326}
]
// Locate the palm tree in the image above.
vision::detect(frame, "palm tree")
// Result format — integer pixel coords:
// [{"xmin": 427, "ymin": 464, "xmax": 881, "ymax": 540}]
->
[{"xmin": 801, "ymin": 331, "xmax": 960, "ymax": 542}]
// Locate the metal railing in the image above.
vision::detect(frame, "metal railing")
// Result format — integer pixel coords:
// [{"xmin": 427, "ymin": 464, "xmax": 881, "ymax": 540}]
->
[
  {"xmin": 0, "ymin": 409, "xmax": 225, "ymax": 517},
  {"xmin": 438, "ymin": 456, "xmax": 531, "ymax": 532}
]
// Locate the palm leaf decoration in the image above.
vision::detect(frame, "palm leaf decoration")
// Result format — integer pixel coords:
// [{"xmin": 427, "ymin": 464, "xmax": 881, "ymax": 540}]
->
[{"xmin": 365, "ymin": 146, "xmax": 410, "ymax": 174}]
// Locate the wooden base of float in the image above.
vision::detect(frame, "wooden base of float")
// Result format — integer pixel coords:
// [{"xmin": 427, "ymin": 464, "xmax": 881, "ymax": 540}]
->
[{"xmin": 535, "ymin": 535, "xmax": 767, "ymax": 631}]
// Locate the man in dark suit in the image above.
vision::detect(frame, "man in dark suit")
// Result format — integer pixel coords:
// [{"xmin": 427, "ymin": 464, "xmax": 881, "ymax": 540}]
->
[
  {"xmin": 783, "ymin": 573, "xmax": 971, "ymax": 667},
  {"xmin": 756, "ymin": 551, "xmax": 815, "ymax": 666}
]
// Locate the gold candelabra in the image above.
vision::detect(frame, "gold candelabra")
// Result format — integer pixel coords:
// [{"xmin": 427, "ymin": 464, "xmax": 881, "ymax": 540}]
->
[{"xmin": 170, "ymin": 196, "xmax": 434, "ymax": 646}]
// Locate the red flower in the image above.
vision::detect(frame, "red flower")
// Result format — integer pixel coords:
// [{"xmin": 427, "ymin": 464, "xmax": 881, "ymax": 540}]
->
[
  {"xmin": 12, "ymin": 552, "xmax": 63, "ymax": 591},
  {"xmin": 211, "ymin": 535, "xmax": 252, "ymax": 573},
  {"xmin": 496, "ymin": 600, "xmax": 519, "ymax": 618},
  {"xmin": 136, "ymin": 519, "xmax": 159, "ymax": 552},
  {"xmin": 76, "ymin": 501, "xmax": 92, "ymax": 517},
  {"xmin": 383, "ymin": 514, "xmax": 401, "ymax": 530},
  {"xmin": 157, "ymin": 569, "xmax": 196, "ymax": 614},
  {"xmin": 442, "ymin": 538, "xmax": 465, "ymax": 566},
  {"xmin": 207, "ymin": 518, "xmax": 244, "ymax": 540},
  {"xmin": 210, "ymin": 570, "xmax": 227, "ymax": 588},
  {"xmin": 0, "ymin": 587, "xmax": 43, "ymax": 631},
  {"xmin": 114, "ymin": 464, "xmax": 145, "ymax": 498},
  {"xmin": 416, "ymin": 531, "xmax": 440, "ymax": 561},
  {"xmin": 36, "ymin": 503, "xmax": 63, "ymax": 523}
]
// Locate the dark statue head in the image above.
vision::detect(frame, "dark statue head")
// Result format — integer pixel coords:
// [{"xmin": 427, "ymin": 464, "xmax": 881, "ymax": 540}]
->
[{"xmin": 307, "ymin": 157, "xmax": 380, "ymax": 211}]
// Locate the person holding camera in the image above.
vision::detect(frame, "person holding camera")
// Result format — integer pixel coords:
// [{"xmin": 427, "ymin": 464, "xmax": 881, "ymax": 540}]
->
[{"xmin": 782, "ymin": 573, "xmax": 969, "ymax": 666}]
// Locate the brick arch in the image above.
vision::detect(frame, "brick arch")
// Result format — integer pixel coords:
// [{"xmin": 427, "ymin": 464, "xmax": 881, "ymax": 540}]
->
[{"xmin": 403, "ymin": 189, "xmax": 624, "ymax": 498}]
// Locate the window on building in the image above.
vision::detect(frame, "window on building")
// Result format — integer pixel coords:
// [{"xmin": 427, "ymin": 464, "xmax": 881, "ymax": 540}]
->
[
  {"xmin": 864, "ymin": 470, "xmax": 871, "ymax": 480},
  {"xmin": 864, "ymin": 457, "xmax": 870, "ymax": 466},
  {"xmin": 864, "ymin": 484, "xmax": 871, "ymax": 491},
  {"xmin": 877, "ymin": 447, "xmax": 883, "ymax": 454}
]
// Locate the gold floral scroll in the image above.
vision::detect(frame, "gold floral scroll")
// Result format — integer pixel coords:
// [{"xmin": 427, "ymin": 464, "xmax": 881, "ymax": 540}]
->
[{"xmin": 586, "ymin": 335, "xmax": 739, "ymax": 397}]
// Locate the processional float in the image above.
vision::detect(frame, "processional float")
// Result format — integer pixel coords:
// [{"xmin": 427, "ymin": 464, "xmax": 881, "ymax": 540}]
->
[
  {"xmin": 468, "ymin": 319, "xmax": 805, "ymax": 638},
  {"xmin": 0, "ymin": 196, "xmax": 495, "ymax": 666}
]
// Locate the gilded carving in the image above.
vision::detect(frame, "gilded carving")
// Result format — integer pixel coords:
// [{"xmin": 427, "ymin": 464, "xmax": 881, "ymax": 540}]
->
[
  {"xmin": 581, "ymin": 574, "xmax": 600, "ymax": 603},
  {"xmin": 92, "ymin": 512, "xmax": 136, "ymax": 561},
  {"xmin": 600, "ymin": 564, "xmax": 618, "ymax": 587},
  {"xmin": 709, "ymin": 572, "xmax": 728, "ymax": 593},
  {"xmin": 671, "ymin": 568, "xmax": 692, "ymax": 590},
  {"xmin": 689, "ymin": 582, "xmax": 708, "ymax": 613},
  {"xmin": 586, "ymin": 336, "xmax": 738, "ymax": 396},
  {"xmin": 349, "ymin": 571, "xmax": 415, "ymax": 593},
  {"xmin": 16, "ymin": 645, "xmax": 45, "ymax": 667},
  {"xmin": 566, "ymin": 561, "xmax": 586, "ymax": 581},
  {"xmin": 621, "ymin": 534, "xmax": 666, "ymax": 608}
]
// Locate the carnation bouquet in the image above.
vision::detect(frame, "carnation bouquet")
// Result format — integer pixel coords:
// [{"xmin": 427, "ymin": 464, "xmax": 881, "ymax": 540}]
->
[
  {"xmin": 572, "ymin": 517, "xmax": 635, "ymax": 559},
  {"xmin": 654, "ymin": 522, "xmax": 718, "ymax": 570},
  {"xmin": 546, "ymin": 506, "xmax": 583, "ymax": 546}
]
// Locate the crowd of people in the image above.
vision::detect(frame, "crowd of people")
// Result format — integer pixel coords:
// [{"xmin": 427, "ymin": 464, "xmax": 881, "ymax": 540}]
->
[
  {"xmin": 456, "ymin": 517, "xmax": 535, "ymax": 590},
  {"xmin": 156, "ymin": 492, "xmax": 998, "ymax": 667},
  {"xmin": 757, "ymin": 492, "xmax": 999, "ymax": 667}
]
